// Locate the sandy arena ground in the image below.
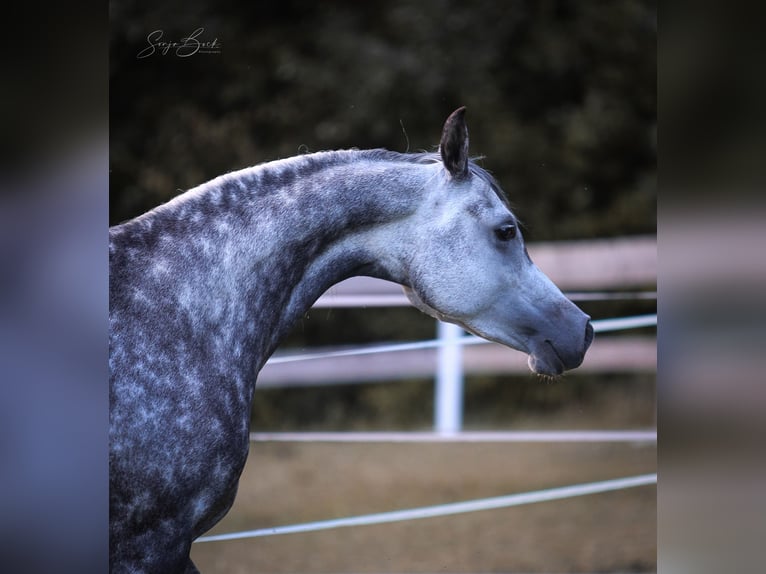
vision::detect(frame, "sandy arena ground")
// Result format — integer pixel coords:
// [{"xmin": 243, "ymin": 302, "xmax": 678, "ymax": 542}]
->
[{"xmin": 191, "ymin": 440, "xmax": 656, "ymax": 573}]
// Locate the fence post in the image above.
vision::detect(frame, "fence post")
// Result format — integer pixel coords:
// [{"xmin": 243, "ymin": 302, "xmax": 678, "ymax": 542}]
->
[{"xmin": 435, "ymin": 321, "xmax": 464, "ymax": 434}]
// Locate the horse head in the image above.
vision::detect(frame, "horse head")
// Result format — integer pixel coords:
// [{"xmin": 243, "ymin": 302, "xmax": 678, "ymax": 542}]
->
[{"xmin": 401, "ymin": 107, "xmax": 594, "ymax": 376}]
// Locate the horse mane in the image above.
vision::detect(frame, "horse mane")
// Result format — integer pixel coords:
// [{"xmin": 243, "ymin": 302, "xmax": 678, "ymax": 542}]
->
[
  {"xmin": 356, "ymin": 149, "xmax": 511, "ymax": 207},
  {"xmin": 240, "ymin": 147, "xmax": 503, "ymax": 188},
  {"xmin": 124, "ymin": 148, "xmax": 511, "ymax": 228}
]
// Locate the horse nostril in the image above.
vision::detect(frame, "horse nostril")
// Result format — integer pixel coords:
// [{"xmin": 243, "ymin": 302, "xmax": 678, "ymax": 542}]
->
[{"xmin": 584, "ymin": 321, "xmax": 595, "ymax": 351}]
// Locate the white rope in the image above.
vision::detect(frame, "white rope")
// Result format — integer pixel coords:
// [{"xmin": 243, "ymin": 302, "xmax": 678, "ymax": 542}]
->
[
  {"xmin": 588, "ymin": 314, "xmax": 657, "ymax": 332},
  {"xmin": 248, "ymin": 430, "xmax": 657, "ymax": 443},
  {"xmin": 194, "ymin": 473, "xmax": 656, "ymax": 543},
  {"xmin": 266, "ymin": 314, "xmax": 656, "ymax": 365},
  {"xmin": 313, "ymin": 291, "xmax": 657, "ymax": 307},
  {"xmin": 565, "ymin": 290, "xmax": 657, "ymax": 301}
]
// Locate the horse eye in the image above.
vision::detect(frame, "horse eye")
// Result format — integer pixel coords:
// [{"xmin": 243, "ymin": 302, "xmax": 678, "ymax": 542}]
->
[{"xmin": 494, "ymin": 224, "xmax": 517, "ymax": 241}]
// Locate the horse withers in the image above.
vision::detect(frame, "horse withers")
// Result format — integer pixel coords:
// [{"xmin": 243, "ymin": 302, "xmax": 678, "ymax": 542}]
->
[{"xmin": 109, "ymin": 107, "xmax": 593, "ymax": 572}]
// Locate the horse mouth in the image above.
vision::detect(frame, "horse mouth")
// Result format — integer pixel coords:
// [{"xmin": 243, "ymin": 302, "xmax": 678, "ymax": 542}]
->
[
  {"xmin": 527, "ymin": 340, "xmax": 566, "ymax": 377},
  {"xmin": 528, "ymin": 322, "xmax": 594, "ymax": 376}
]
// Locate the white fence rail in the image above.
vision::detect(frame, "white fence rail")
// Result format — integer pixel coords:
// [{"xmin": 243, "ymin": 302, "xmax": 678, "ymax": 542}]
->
[
  {"xmin": 196, "ymin": 473, "xmax": 657, "ymax": 543},
  {"xmin": 258, "ymin": 333, "xmax": 656, "ymax": 386},
  {"xmin": 249, "ymin": 430, "xmax": 657, "ymax": 443}
]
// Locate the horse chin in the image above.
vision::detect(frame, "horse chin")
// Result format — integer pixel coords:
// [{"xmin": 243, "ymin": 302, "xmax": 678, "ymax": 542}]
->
[{"xmin": 526, "ymin": 340, "xmax": 566, "ymax": 377}]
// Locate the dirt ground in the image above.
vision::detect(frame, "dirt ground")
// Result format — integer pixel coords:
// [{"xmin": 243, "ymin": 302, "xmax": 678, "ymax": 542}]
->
[{"xmin": 191, "ymin": 440, "xmax": 656, "ymax": 573}]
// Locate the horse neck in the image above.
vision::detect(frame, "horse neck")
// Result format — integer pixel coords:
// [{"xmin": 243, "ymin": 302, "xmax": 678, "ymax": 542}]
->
[{"xmin": 118, "ymin": 151, "xmax": 431, "ymax": 371}]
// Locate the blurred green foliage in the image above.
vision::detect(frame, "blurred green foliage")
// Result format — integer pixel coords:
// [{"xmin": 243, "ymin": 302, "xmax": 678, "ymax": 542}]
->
[
  {"xmin": 110, "ymin": 0, "xmax": 655, "ymax": 240},
  {"xmin": 110, "ymin": 1, "xmax": 656, "ymax": 430}
]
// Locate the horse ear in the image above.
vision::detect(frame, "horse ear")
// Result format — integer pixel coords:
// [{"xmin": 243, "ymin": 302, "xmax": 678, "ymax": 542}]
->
[{"xmin": 439, "ymin": 106, "xmax": 469, "ymax": 179}]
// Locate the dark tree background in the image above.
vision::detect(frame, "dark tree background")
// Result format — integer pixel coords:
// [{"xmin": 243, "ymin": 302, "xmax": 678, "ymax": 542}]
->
[{"xmin": 110, "ymin": 0, "xmax": 656, "ymax": 430}]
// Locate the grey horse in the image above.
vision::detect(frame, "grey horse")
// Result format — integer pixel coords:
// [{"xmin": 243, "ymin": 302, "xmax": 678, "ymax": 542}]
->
[{"xmin": 109, "ymin": 107, "xmax": 593, "ymax": 572}]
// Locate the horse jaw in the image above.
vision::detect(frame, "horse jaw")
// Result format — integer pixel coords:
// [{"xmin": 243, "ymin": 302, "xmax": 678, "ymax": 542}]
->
[
  {"xmin": 402, "ymin": 285, "xmax": 593, "ymax": 377},
  {"xmin": 402, "ymin": 285, "xmax": 451, "ymax": 323},
  {"xmin": 402, "ymin": 285, "xmax": 540, "ymax": 368}
]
